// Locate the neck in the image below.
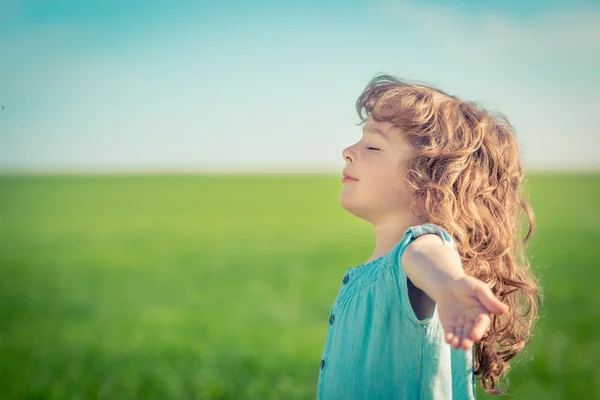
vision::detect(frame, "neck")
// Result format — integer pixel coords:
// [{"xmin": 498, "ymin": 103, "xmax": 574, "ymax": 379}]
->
[{"xmin": 365, "ymin": 212, "xmax": 425, "ymax": 264}]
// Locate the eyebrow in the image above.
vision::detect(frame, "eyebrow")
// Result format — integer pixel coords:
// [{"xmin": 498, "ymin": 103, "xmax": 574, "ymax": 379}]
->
[{"xmin": 363, "ymin": 126, "xmax": 388, "ymax": 138}]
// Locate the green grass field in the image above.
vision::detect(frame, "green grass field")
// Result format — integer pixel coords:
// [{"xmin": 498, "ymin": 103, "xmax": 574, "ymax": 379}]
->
[{"xmin": 1, "ymin": 173, "xmax": 599, "ymax": 399}]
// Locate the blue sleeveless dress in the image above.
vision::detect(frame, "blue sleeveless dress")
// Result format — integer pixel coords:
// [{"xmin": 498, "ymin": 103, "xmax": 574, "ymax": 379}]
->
[{"xmin": 317, "ymin": 223, "xmax": 476, "ymax": 399}]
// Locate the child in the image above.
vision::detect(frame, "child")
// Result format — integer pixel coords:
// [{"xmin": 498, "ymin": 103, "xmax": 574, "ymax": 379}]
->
[{"xmin": 317, "ymin": 75, "xmax": 540, "ymax": 399}]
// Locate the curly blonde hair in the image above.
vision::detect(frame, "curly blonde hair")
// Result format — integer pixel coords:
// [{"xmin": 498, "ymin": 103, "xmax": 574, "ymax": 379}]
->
[{"xmin": 356, "ymin": 74, "xmax": 541, "ymax": 393}]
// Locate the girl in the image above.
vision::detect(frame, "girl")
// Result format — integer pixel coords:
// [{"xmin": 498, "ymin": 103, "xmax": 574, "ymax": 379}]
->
[{"xmin": 317, "ymin": 75, "xmax": 540, "ymax": 399}]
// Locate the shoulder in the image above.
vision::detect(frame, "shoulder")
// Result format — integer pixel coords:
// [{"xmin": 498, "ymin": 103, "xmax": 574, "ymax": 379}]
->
[
  {"xmin": 397, "ymin": 223, "xmax": 456, "ymax": 260},
  {"xmin": 405, "ymin": 224, "xmax": 455, "ymax": 247}
]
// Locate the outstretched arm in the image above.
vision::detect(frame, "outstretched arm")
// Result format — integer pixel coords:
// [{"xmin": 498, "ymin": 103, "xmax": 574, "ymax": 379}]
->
[{"xmin": 401, "ymin": 234, "xmax": 509, "ymax": 350}]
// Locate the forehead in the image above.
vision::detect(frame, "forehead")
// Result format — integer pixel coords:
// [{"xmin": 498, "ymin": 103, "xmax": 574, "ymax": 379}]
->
[{"xmin": 363, "ymin": 116, "xmax": 405, "ymax": 144}]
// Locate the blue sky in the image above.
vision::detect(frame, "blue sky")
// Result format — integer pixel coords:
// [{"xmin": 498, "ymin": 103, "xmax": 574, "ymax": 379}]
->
[{"xmin": 1, "ymin": 0, "xmax": 599, "ymax": 172}]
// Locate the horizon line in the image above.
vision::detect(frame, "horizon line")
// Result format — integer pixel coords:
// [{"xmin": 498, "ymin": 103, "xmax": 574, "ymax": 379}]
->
[{"xmin": 1, "ymin": 165, "xmax": 600, "ymax": 176}]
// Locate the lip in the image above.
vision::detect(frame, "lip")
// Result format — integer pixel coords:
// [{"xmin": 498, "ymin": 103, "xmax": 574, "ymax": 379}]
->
[{"xmin": 342, "ymin": 172, "xmax": 358, "ymax": 183}]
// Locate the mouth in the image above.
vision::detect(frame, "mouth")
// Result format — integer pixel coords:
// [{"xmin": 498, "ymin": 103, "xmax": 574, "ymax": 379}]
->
[{"xmin": 342, "ymin": 173, "xmax": 358, "ymax": 183}]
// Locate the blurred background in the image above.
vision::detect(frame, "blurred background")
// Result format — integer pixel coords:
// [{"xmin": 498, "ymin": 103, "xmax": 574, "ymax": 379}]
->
[{"xmin": 1, "ymin": 0, "xmax": 599, "ymax": 399}]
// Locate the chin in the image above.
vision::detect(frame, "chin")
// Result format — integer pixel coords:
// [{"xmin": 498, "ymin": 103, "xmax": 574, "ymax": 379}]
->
[
  {"xmin": 338, "ymin": 190, "xmax": 353, "ymax": 209},
  {"xmin": 338, "ymin": 193, "xmax": 367, "ymax": 219}
]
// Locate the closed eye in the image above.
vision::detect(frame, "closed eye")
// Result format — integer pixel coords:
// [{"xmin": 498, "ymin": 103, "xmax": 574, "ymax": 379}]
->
[{"xmin": 367, "ymin": 146, "xmax": 380, "ymax": 151}]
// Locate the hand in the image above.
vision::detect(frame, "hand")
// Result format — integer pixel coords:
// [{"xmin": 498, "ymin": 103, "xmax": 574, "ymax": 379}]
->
[{"xmin": 436, "ymin": 275, "xmax": 509, "ymax": 351}]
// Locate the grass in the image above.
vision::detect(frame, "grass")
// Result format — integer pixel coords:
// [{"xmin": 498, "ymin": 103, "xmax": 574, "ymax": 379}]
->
[{"xmin": 0, "ymin": 173, "xmax": 598, "ymax": 399}]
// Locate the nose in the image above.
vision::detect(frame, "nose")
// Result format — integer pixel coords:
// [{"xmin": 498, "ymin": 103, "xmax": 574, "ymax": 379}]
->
[{"xmin": 342, "ymin": 145, "xmax": 354, "ymax": 163}]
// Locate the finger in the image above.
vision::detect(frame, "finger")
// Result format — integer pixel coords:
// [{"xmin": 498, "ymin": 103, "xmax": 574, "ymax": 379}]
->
[
  {"xmin": 450, "ymin": 327, "xmax": 461, "ymax": 349},
  {"xmin": 472, "ymin": 313, "xmax": 491, "ymax": 340},
  {"xmin": 445, "ymin": 327, "xmax": 456, "ymax": 345},
  {"xmin": 463, "ymin": 320, "xmax": 475, "ymax": 342},
  {"xmin": 461, "ymin": 337, "xmax": 474, "ymax": 350},
  {"xmin": 460, "ymin": 322, "xmax": 473, "ymax": 350},
  {"xmin": 451, "ymin": 336, "xmax": 460, "ymax": 349},
  {"xmin": 477, "ymin": 285, "xmax": 509, "ymax": 315},
  {"xmin": 457, "ymin": 325, "xmax": 468, "ymax": 348}
]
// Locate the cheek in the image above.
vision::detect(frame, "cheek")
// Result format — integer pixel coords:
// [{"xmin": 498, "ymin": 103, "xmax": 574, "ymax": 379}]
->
[
  {"xmin": 360, "ymin": 172, "xmax": 402, "ymax": 204},
  {"xmin": 367, "ymin": 158, "xmax": 402, "ymax": 189},
  {"xmin": 356, "ymin": 155, "xmax": 404, "ymax": 190},
  {"xmin": 375, "ymin": 168, "xmax": 411, "ymax": 204}
]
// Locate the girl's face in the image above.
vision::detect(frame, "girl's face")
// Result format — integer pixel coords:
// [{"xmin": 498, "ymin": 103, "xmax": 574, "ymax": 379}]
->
[{"xmin": 339, "ymin": 116, "xmax": 414, "ymax": 224}]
